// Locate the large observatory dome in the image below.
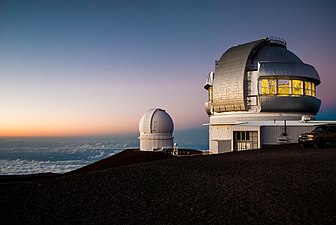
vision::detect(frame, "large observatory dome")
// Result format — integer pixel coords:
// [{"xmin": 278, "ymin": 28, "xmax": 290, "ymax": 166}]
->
[
  {"xmin": 139, "ymin": 108, "xmax": 174, "ymax": 151},
  {"xmin": 204, "ymin": 37, "xmax": 321, "ymax": 117},
  {"xmin": 204, "ymin": 37, "xmax": 331, "ymax": 154}
]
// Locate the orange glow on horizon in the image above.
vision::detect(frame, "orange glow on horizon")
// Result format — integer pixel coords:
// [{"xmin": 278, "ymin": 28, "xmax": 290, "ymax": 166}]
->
[
  {"xmin": 0, "ymin": 126, "xmax": 138, "ymax": 137},
  {"xmin": 0, "ymin": 119, "xmax": 139, "ymax": 137}
]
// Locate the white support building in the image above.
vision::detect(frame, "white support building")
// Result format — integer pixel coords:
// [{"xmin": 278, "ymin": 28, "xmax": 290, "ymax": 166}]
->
[
  {"xmin": 208, "ymin": 119, "xmax": 335, "ymax": 153},
  {"xmin": 204, "ymin": 37, "xmax": 334, "ymax": 154}
]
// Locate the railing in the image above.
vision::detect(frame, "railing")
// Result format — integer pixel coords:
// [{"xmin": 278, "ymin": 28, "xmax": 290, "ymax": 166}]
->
[{"xmin": 267, "ymin": 36, "xmax": 287, "ymax": 47}]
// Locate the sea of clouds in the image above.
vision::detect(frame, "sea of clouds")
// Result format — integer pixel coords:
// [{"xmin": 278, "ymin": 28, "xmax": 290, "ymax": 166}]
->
[
  {"xmin": 0, "ymin": 136, "xmax": 138, "ymax": 175},
  {"xmin": 0, "ymin": 127, "xmax": 209, "ymax": 175},
  {"xmin": 0, "ymin": 159, "xmax": 92, "ymax": 175}
]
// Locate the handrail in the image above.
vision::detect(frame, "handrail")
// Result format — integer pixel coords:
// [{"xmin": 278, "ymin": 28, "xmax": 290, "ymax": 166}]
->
[{"xmin": 267, "ymin": 36, "xmax": 287, "ymax": 47}]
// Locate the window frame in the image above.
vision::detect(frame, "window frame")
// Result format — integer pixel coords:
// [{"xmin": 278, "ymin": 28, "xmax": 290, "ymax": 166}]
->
[{"xmin": 259, "ymin": 78, "xmax": 316, "ymax": 97}]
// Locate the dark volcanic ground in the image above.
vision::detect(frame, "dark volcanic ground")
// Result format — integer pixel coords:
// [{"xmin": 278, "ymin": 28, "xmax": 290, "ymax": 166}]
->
[{"xmin": 0, "ymin": 146, "xmax": 335, "ymax": 225}]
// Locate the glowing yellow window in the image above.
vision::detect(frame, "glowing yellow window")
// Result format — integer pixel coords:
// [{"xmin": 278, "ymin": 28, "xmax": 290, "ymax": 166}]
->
[
  {"xmin": 261, "ymin": 79, "xmax": 268, "ymax": 94},
  {"xmin": 278, "ymin": 80, "xmax": 290, "ymax": 95},
  {"xmin": 269, "ymin": 79, "xmax": 276, "ymax": 94},
  {"xmin": 312, "ymin": 83, "xmax": 315, "ymax": 96},
  {"xmin": 261, "ymin": 79, "xmax": 276, "ymax": 94},
  {"xmin": 292, "ymin": 80, "xmax": 303, "ymax": 95},
  {"xmin": 305, "ymin": 81, "xmax": 312, "ymax": 96}
]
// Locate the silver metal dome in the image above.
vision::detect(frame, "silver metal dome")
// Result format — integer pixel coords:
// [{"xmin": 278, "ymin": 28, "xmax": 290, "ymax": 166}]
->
[
  {"xmin": 206, "ymin": 37, "xmax": 321, "ymax": 115},
  {"xmin": 251, "ymin": 45, "xmax": 303, "ymax": 66},
  {"xmin": 139, "ymin": 108, "xmax": 174, "ymax": 134}
]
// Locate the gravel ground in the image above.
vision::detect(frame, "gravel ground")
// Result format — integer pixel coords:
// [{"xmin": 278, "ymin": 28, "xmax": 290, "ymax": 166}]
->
[{"xmin": 0, "ymin": 146, "xmax": 335, "ymax": 225}]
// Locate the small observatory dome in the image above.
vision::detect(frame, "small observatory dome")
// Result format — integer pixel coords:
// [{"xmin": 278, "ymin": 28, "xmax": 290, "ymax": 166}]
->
[{"xmin": 139, "ymin": 108, "xmax": 174, "ymax": 151}]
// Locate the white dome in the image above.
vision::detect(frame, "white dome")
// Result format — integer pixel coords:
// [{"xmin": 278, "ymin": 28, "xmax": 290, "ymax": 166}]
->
[{"xmin": 139, "ymin": 108, "xmax": 174, "ymax": 134}]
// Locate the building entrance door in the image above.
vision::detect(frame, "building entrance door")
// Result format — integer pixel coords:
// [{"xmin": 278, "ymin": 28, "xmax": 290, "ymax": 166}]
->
[{"xmin": 234, "ymin": 131, "xmax": 258, "ymax": 151}]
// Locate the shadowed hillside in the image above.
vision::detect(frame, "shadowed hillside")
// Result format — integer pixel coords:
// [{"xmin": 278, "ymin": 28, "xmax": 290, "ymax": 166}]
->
[{"xmin": 0, "ymin": 146, "xmax": 335, "ymax": 225}]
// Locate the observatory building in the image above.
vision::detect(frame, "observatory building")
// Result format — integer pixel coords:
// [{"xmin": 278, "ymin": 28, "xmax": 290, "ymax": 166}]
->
[
  {"xmin": 204, "ymin": 37, "xmax": 331, "ymax": 153},
  {"xmin": 139, "ymin": 108, "xmax": 174, "ymax": 151}
]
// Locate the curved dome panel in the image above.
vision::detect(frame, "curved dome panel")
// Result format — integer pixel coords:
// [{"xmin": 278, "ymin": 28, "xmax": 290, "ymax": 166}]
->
[
  {"xmin": 259, "ymin": 62, "xmax": 320, "ymax": 84},
  {"xmin": 260, "ymin": 96, "xmax": 321, "ymax": 113},
  {"xmin": 212, "ymin": 40, "xmax": 265, "ymax": 112},
  {"xmin": 139, "ymin": 108, "xmax": 174, "ymax": 134},
  {"xmin": 252, "ymin": 45, "xmax": 302, "ymax": 66},
  {"xmin": 139, "ymin": 108, "xmax": 156, "ymax": 133}
]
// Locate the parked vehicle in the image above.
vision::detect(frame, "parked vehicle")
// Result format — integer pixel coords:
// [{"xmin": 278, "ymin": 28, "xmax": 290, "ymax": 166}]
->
[{"xmin": 298, "ymin": 124, "xmax": 336, "ymax": 148}]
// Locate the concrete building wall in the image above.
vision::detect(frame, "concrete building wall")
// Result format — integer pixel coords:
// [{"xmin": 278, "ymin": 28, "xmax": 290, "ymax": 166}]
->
[
  {"xmin": 209, "ymin": 125, "xmax": 233, "ymax": 154},
  {"xmin": 208, "ymin": 123, "xmax": 317, "ymax": 153},
  {"xmin": 209, "ymin": 124, "xmax": 261, "ymax": 153},
  {"xmin": 139, "ymin": 133, "xmax": 174, "ymax": 151}
]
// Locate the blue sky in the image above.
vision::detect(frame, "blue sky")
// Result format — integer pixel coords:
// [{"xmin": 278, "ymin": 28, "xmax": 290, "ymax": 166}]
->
[{"xmin": 0, "ymin": 0, "xmax": 335, "ymax": 136}]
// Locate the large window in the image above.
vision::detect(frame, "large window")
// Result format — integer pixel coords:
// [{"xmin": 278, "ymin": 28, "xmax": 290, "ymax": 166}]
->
[
  {"xmin": 292, "ymin": 80, "xmax": 303, "ymax": 95},
  {"xmin": 304, "ymin": 81, "xmax": 315, "ymax": 96},
  {"xmin": 261, "ymin": 79, "xmax": 276, "ymax": 94},
  {"xmin": 278, "ymin": 80, "xmax": 290, "ymax": 95},
  {"xmin": 260, "ymin": 79, "xmax": 316, "ymax": 97}
]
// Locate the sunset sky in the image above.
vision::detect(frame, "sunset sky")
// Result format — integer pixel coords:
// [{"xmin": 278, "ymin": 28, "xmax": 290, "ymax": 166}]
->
[{"xmin": 0, "ymin": 0, "xmax": 335, "ymax": 136}]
